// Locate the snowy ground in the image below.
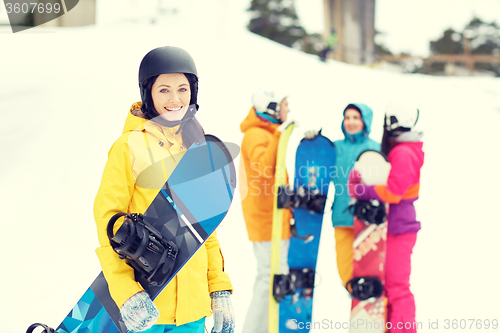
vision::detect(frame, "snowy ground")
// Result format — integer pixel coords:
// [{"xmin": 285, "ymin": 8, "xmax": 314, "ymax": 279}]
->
[{"xmin": 1, "ymin": 7, "xmax": 500, "ymax": 333}]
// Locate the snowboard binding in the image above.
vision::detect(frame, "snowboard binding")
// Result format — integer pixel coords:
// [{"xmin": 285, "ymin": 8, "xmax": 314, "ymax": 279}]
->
[
  {"xmin": 278, "ymin": 185, "xmax": 327, "ymax": 242},
  {"xmin": 349, "ymin": 199, "xmax": 387, "ymax": 225},
  {"xmin": 273, "ymin": 274, "xmax": 295, "ymax": 303},
  {"xmin": 290, "ymin": 268, "xmax": 315, "ymax": 290},
  {"xmin": 277, "ymin": 185, "xmax": 327, "ymax": 214},
  {"xmin": 107, "ymin": 212, "xmax": 179, "ymax": 287},
  {"xmin": 346, "ymin": 276, "xmax": 384, "ymax": 301},
  {"xmin": 294, "ymin": 185, "xmax": 327, "ymax": 214},
  {"xmin": 273, "ymin": 268, "xmax": 316, "ymax": 303},
  {"xmin": 277, "ymin": 185, "xmax": 294, "ymax": 209},
  {"xmin": 26, "ymin": 323, "xmax": 55, "ymax": 333},
  {"xmin": 290, "ymin": 217, "xmax": 314, "ymax": 243}
]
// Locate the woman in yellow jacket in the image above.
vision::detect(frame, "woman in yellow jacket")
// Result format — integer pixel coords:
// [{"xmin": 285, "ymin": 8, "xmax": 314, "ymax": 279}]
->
[
  {"xmin": 94, "ymin": 47, "xmax": 234, "ymax": 333},
  {"xmin": 239, "ymin": 89, "xmax": 292, "ymax": 333}
]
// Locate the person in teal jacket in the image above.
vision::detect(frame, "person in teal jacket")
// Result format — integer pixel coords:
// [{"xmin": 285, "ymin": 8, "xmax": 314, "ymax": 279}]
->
[
  {"xmin": 331, "ymin": 103, "xmax": 380, "ymax": 287},
  {"xmin": 307, "ymin": 103, "xmax": 380, "ymax": 287}
]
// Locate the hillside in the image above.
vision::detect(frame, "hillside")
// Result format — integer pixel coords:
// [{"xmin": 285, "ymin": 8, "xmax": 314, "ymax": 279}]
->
[{"xmin": 1, "ymin": 11, "xmax": 500, "ymax": 332}]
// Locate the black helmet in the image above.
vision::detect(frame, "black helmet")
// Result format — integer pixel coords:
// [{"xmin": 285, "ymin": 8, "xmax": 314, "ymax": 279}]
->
[
  {"xmin": 138, "ymin": 46, "xmax": 199, "ymax": 126},
  {"xmin": 138, "ymin": 46, "xmax": 198, "ymax": 84}
]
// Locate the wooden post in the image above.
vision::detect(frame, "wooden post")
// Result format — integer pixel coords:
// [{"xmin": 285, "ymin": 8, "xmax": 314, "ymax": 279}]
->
[
  {"xmin": 323, "ymin": 0, "xmax": 332, "ymax": 36},
  {"xmin": 463, "ymin": 37, "xmax": 474, "ymax": 76},
  {"xmin": 333, "ymin": 0, "xmax": 344, "ymax": 62}
]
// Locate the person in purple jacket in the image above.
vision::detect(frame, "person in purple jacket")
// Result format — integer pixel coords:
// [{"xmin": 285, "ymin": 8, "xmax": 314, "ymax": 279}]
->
[{"xmin": 348, "ymin": 102, "xmax": 424, "ymax": 333}]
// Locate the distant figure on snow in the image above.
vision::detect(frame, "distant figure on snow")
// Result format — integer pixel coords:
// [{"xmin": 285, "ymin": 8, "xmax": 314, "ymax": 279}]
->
[{"xmin": 319, "ymin": 29, "xmax": 338, "ymax": 62}]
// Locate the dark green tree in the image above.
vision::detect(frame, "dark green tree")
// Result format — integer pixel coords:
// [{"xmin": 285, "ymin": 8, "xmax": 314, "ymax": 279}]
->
[
  {"xmin": 427, "ymin": 17, "xmax": 500, "ymax": 76},
  {"xmin": 427, "ymin": 28, "xmax": 464, "ymax": 73},
  {"xmin": 430, "ymin": 28, "xmax": 464, "ymax": 55},
  {"xmin": 464, "ymin": 18, "xmax": 500, "ymax": 75},
  {"xmin": 373, "ymin": 31, "xmax": 393, "ymax": 57},
  {"xmin": 247, "ymin": 0, "xmax": 307, "ymax": 49},
  {"xmin": 374, "ymin": 42, "xmax": 393, "ymax": 57}
]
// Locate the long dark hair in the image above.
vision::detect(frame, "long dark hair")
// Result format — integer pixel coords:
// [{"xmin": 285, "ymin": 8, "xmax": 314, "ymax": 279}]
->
[
  {"xmin": 381, "ymin": 115, "xmax": 410, "ymax": 156},
  {"xmin": 139, "ymin": 73, "xmax": 204, "ymax": 149},
  {"xmin": 381, "ymin": 125, "xmax": 393, "ymax": 156}
]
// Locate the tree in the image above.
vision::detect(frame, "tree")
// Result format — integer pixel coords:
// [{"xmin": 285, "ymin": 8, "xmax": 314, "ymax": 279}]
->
[
  {"xmin": 464, "ymin": 17, "xmax": 500, "ymax": 75},
  {"xmin": 247, "ymin": 0, "xmax": 307, "ymax": 50},
  {"xmin": 428, "ymin": 17, "xmax": 500, "ymax": 76},
  {"xmin": 430, "ymin": 28, "xmax": 464, "ymax": 55},
  {"xmin": 374, "ymin": 42, "xmax": 393, "ymax": 57},
  {"xmin": 427, "ymin": 28, "xmax": 464, "ymax": 73}
]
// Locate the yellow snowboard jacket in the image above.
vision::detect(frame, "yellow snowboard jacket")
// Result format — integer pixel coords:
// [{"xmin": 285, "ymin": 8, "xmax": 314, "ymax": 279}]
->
[{"xmin": 94, "ymin": 102, "xmax": 232, "ymax": 325}]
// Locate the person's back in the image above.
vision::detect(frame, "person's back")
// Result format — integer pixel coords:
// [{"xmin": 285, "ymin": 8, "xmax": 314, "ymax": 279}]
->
[
  {"xmin": 240, "ymin": 109, "xmax": 291, "ymax": 241},
  {"xmin": 240, "ymin": 89, "xmax": 292, "ymax": 333}
]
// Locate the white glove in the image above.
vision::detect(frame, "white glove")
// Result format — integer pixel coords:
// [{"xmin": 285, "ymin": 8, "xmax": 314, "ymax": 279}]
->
[
  {"xmin": 120, "ymin": 291, "xmax": 159, "ymax": 332},
  {"xmin": 211, "ymin": 291, "xmax": 235, "ymax": 333},
  {"xmin": 304, "ymin": 129, "xmax": 320, "ymax": 140}
]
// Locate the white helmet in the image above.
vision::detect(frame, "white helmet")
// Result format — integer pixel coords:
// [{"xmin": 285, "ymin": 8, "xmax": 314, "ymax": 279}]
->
[
  {"xmin": 384, "ymin": 102, "xmax": 419, "ymax": 131},
  {"xmin": 252, "ymin": 89, "xmax": 287, "ymax": 121}
]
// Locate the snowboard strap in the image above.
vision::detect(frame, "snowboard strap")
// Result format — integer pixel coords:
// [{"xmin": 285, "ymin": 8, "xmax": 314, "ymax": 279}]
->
[
  {"xmin": 107, "ymin": 212, "xmax": 179, "ymax": 287},
  {"xmin": 26, "ymin": 323, "xmax": 55, "ymax": 333},
  {"xmin": 272, "ymin": 274, "xmax": 294, "ymax": 303},
  {"xmin": 348, "ymin": 199, "xmax": 387, "ymax": 225},
  {"xmin": 346, "ymin": 276, "xmax": 384, "ymax": 301},
  {"xmin": 277, "ymin": 185, "xmax": 294, "ymax": 209},
  {"xmin": 289, "ymin": 217, "xmax": 314, "ymax": 242},
  {"xmin": 272, "ymin": 268, "xmax": 316, "ymax": 303},
  {"xmin": 294, "ymin": 185, "xmax": 327, "ymax": 214},
  {"xmin": 277, "ymin": 186, "xmax": 316, "ymax": 242},
  {"xmin": 290, "ymin": 268, "xmax": 315, "ymax": 290},
  {"xmin": 277, "ymin": 185, "xmax": 327, "ymax": 215}
]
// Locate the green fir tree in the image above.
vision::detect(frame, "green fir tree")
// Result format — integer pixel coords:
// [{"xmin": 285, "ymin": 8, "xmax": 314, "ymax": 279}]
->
[{"xmin": 247, "ymin": 0, "xmax": 307, "ymax": 49}]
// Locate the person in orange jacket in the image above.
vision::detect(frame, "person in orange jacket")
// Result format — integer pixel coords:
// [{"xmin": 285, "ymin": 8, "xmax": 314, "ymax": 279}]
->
[
  {"xmin": 94, "ymin": 46, "xmax": 234, "ymax": 333},
  {"xmin": 239, "ymin": 89, "xmax": 292, "ymax": 333}
]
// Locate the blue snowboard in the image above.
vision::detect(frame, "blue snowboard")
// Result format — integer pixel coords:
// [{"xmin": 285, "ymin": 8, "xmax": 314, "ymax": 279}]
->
[
  {"xmin": 279, "ymin": 134, "xmax": 335, "ymax": 332},
  {"xmin": 31, "ymin": 135, "xmax": 237, "ymax": 333}
]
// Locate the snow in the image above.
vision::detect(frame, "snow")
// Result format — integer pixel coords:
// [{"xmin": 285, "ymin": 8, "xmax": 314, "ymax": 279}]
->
[{"xmin": 1, "ymin": 3, "xmax": 500, "ymax": 332}]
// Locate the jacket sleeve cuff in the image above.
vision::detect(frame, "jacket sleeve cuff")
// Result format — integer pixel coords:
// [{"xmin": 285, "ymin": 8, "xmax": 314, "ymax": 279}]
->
[
  {"xmin": 208, "ymin": 278, "xmax": 233, "ymax": 295},
  {"xmin": 355, "ymin": 184, "xmax": 381, "ymax": 201}
]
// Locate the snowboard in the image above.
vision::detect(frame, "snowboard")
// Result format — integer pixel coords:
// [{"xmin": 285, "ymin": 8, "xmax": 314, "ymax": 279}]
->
[
  {"xmin": 268, "ymin": 122, "xmax": 295, "ymax": 333},
  {"xmin": 28, "ymin": 134, "xmax": 237, "ymax": 333},
  {"xmin": 349, "ymin": 150, "xmax": 391, "ymax": 333},
  {"xmin": 279, "ymin": 134, "xmax": 335, "ymax": 332}
]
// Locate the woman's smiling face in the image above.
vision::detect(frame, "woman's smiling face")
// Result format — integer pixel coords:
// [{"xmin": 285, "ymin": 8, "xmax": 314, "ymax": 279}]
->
[
  {"xmin": 343, "ymin": 107, "xmax": 364, "ymax": 135},
  {"xmin": 151, "ymin": 73, "xmax": 191, "ymax": 122}
]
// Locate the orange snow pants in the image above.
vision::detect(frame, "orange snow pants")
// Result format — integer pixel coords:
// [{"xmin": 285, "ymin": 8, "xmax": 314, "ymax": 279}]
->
[{"xmin": 334, "ymin": 226, "xmax": 354, "ymax": 287}]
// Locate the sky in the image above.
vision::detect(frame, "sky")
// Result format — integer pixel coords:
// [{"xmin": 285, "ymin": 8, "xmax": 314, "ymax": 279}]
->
[{"xmin": 295, "ymin": 0, "xmax": 500, "ymax": 56}]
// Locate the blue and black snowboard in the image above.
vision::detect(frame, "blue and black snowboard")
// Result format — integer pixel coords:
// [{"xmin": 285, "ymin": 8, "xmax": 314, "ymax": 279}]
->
[
  {"xmin": 28, "ymin": 135, "xmax": 237, "ymax": 333},
  {"xmin": 278, "ymin": 134, "xmax": 335, "ymax": 332}
]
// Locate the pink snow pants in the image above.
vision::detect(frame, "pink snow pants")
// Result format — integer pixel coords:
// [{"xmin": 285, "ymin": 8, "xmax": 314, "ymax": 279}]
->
[{"xmin": 385, "ymin": 232, "xmax": 418, "ymax": 333}]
